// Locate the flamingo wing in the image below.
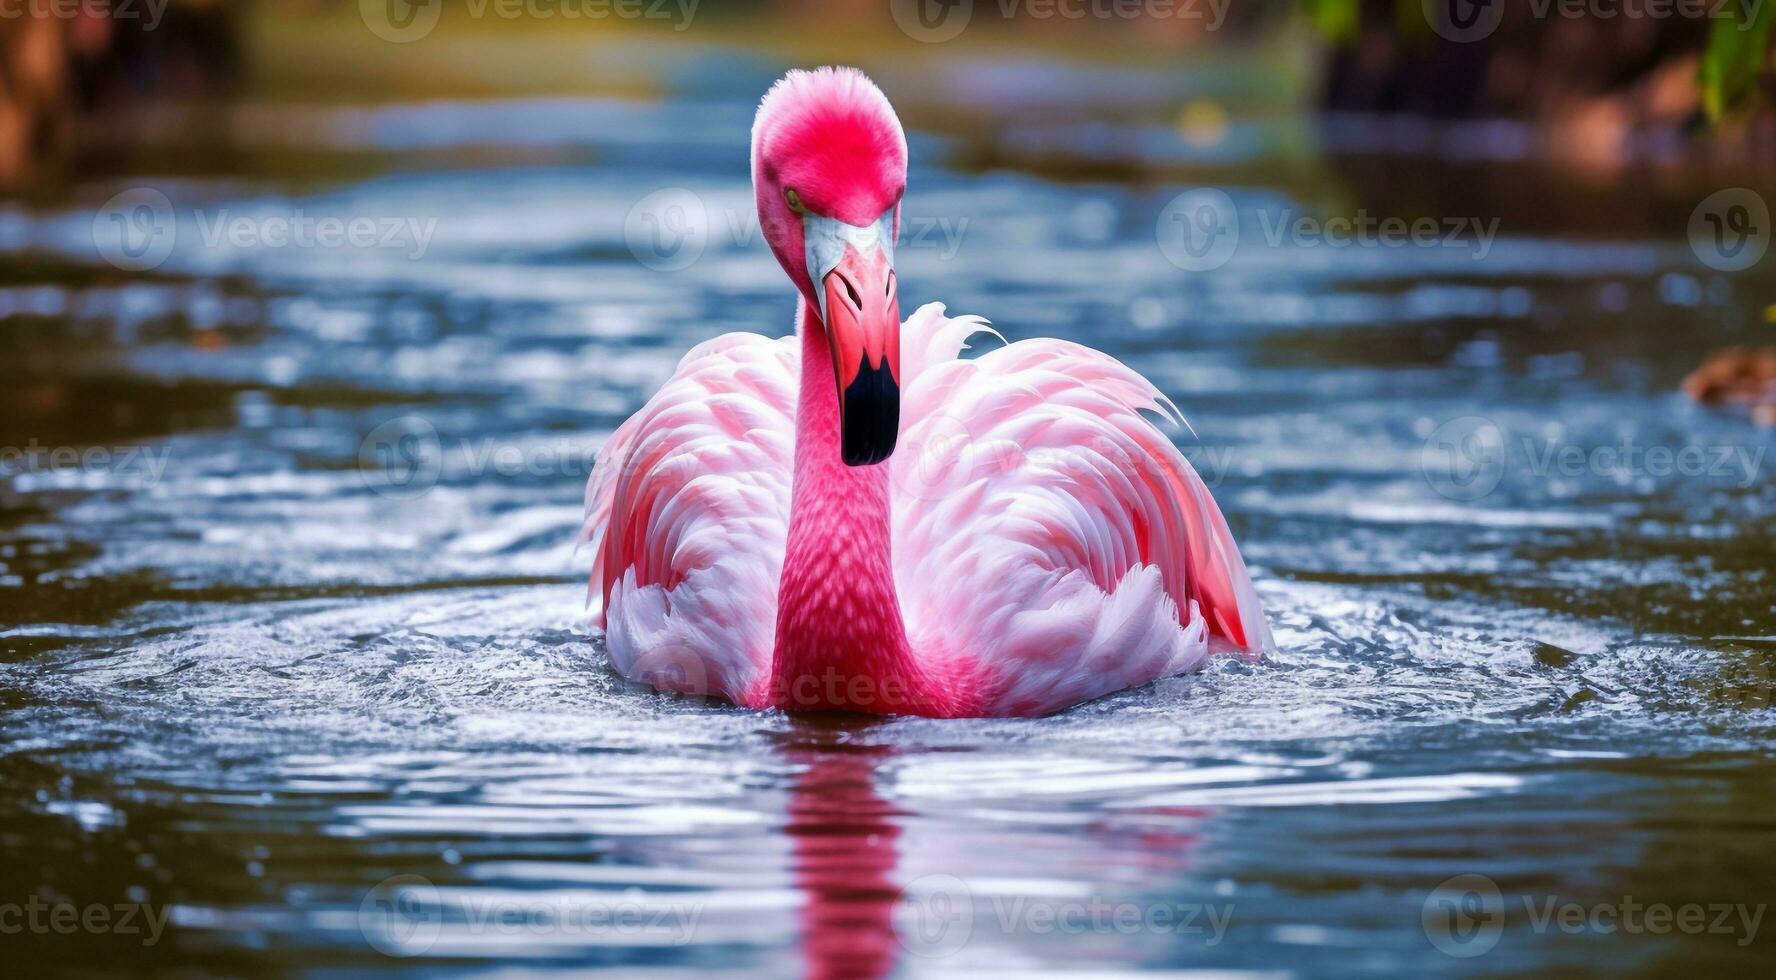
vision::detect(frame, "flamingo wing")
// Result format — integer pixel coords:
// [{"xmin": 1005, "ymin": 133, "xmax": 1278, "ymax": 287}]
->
[
  {"xmin": 892, "ymin": 303, "xmax": 1271, "ymax": 716},
  {"xmin": 580, "ymin": 331, "xmax": 798, "ymax": 706}
]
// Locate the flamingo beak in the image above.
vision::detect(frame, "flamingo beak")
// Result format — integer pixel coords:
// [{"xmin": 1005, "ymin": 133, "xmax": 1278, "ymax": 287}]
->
[{"xmin": 805, "ymin": 209, "xmax": 900, "ymax": 467}]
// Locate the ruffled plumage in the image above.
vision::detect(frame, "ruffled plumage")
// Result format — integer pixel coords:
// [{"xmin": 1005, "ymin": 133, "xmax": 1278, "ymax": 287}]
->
[
  {"xmin": 581, "ymin": 303, "xmax": 1270, "ymax": 715},
  {"xmin": 579, "ymin": 332, "xmax": 798, "ymax": 705}
]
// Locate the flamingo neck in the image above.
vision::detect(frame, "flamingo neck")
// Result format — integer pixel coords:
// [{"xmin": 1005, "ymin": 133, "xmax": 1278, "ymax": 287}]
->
[{"xmin": 770, "ymin": 300, "xmax": 929, "ymax": 714}]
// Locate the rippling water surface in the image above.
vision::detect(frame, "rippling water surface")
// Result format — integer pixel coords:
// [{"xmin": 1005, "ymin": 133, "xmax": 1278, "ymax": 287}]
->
[{"xmin": 2, "ymin": 53, "xmax": 1774, "ymax": 976}]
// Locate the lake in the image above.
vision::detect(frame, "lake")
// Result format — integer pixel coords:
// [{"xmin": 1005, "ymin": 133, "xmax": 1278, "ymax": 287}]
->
[{"xmin": 2, "ymin": 48, "xmax": 1773, "ymax": 976}]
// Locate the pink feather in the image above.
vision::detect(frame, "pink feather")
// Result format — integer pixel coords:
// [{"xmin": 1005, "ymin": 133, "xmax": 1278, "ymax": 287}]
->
[{"xmin": 581, "ymin": 67, "xmax": 1269, "ymax": 717}]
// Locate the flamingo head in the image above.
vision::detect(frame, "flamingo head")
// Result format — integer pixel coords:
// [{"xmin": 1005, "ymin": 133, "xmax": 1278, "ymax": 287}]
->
[{"xmin": 752, "ymin": 67, "xmax": 907, "ymax": 466}]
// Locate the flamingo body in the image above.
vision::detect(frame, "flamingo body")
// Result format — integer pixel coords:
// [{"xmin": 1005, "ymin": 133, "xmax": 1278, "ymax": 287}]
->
[{"xmin": 581, "ymin": 68, "xmax": 1270, "ymax": 717}]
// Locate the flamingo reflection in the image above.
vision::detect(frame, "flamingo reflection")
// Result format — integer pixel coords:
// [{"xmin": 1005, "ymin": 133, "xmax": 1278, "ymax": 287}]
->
[{"xmin": 778, "ymin": 717, "xmax": 902, "ymax": 980}]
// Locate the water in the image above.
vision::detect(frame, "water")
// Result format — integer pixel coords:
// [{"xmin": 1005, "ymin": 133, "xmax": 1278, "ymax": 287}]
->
[{"xmin": 3, "ymin": 53, "xmax": 1775, "ymax": 976}]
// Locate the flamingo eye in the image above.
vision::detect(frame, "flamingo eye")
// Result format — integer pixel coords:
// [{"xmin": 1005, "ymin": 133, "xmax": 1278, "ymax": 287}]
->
[{"xmin": 785, "ymin": 188, "xmax": 807, "ymax": 214}]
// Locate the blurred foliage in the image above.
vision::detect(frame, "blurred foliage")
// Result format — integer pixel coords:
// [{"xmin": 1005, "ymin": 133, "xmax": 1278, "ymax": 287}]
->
[
  {"xmin": 1297, "ymin": 0, "xmax": 1427, "ymax": 45},
  {"xmin": 1299, "ymin": 0, "xmax": 1360, "ymax": 44},
  {"xmin": 1700, "ymin": 0, "xmax": 1776, "ymax": 120},
  {"xmin": 1303, "ymin": 0, "xmax": 1776, "ymax": 124}
]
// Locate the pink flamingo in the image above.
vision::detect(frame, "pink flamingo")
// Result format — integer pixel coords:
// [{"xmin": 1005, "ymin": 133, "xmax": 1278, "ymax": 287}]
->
[{"xmin": 582, "ymin": 67, "xmax": 1271, "ymax": 717}]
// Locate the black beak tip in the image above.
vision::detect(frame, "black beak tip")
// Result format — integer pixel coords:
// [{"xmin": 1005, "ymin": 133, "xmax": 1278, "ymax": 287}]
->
[
  {"xmin": 841, "ymin": 437, "xmax": 896, "ymax": 467},
  {"xmin": 840, "ymin": 357, "xmax": 899, "ymax": 467}
]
